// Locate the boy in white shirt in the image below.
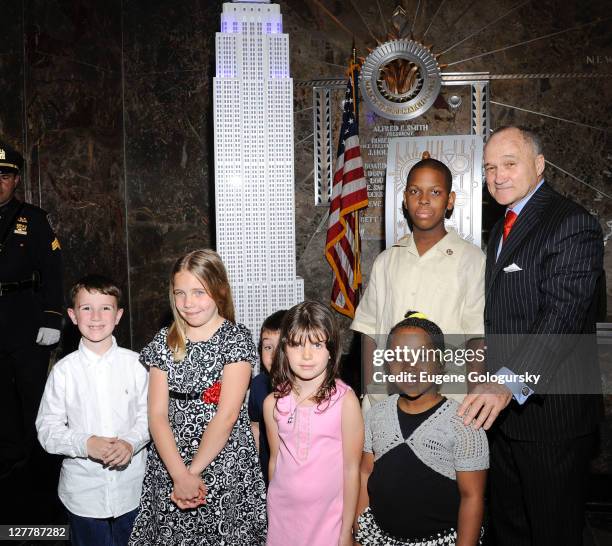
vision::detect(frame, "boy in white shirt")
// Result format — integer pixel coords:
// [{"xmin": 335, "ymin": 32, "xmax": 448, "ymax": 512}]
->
[{"xmin": 36, "ymin": 275, "xmax": 149, "ymax": 546}]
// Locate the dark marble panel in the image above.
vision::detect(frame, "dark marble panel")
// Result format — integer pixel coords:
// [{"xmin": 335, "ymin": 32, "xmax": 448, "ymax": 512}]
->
[
  {"xmin": 24, "ymin": 0, "xmax": 128, "ymax": 349},
  {"xmin": 0, "ymin": 0, "xmax": 25, "ymax": 193},
  {"xmin": 122, "ymin": 0, "xmax": 222, "ymax": 348}
]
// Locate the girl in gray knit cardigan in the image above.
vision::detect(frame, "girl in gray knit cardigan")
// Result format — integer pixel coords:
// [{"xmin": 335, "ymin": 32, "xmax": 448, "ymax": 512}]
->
[{"xmin": 354, "ymin": 312, "xmax": 489, "ymax": 546}]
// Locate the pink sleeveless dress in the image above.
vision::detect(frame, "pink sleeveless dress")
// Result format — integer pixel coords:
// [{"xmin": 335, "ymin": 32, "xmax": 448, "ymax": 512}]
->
[{"xmin": 266, "ymin": 380, "xmax": 351, "ymax": 546}]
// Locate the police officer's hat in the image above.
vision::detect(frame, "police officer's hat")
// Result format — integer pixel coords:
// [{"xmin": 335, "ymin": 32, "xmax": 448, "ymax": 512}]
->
[{"xmin": 0, "ymin": 141, "xmax": 24, "ymax": 174}]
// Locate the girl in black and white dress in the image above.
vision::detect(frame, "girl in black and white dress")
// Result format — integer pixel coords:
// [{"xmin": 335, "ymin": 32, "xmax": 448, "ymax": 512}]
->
[{"xmin": 129, "ymin": 250, "xmax": 266, "ymax": 546}]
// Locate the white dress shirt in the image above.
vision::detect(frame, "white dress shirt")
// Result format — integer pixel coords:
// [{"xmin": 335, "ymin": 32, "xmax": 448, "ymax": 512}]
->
[{"xmin": 36, "ymin": 337, "xmax": 149, "ymax": 518}]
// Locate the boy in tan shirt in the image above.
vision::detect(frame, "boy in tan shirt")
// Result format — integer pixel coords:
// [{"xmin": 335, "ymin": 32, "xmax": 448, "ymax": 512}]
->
[{"xmin": 351, "ymin": 156, "xmax": 485, "ymax": 408}]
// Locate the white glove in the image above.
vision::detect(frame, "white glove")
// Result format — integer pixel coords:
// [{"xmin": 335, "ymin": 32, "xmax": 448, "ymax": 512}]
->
[{"xmin": 36, "ymin": 327, "xmax": 61, "ymax": 346}]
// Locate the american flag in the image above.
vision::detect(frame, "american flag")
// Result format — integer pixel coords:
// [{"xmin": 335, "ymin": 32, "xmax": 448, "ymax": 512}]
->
[{"xmin": 325, "ymin": 62, "xmax": 369, "ymax": 318}]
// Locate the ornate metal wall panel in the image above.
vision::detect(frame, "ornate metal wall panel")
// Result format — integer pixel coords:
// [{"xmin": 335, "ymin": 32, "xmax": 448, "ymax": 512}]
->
[
  {"xmin": 385, "ymin": 135, "xmax": 483, "ymax": 248},
  {"xmin": 313, "ymin": 86, "xmax": 334, "ymax": 205}
]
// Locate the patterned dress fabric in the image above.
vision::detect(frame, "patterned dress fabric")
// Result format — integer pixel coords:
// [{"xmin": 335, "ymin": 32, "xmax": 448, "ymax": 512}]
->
[
  {"xmin": 355, "ymin": 507, "xmax": 481, "ymax": 546},
  {"xmin": 128, "ymin": 321, "xmax": 267, "ymax": 546}
]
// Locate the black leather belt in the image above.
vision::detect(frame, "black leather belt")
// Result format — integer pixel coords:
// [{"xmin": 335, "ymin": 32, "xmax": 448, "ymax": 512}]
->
[
  {"xmin": 0, "ymin": 278, "xmax": 36, "ymax": 296},
  {"xmin": 168, "ymin": 389, "xmax": 200, "ymax": 401}
]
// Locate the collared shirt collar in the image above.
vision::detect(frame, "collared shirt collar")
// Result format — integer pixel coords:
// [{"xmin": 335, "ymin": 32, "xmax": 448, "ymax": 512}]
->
[
  {"xmin": 394, "ymin": 228, "xmax": 461, "ymax": 257},
  {"xmin": 496, "ymin": 179, "xmax": 545, "ymax": 259},
  {"xmin": 507, "ymin": 179, "xmax": 544, "ymax": 217},
  {"xmin": 78, "ymin": 336, "xmax": 118, "ymax": 364}
]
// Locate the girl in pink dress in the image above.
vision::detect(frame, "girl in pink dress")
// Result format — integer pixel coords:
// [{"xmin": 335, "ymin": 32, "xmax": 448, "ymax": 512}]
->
[{"xmin": 263, "ymin": 301, "xmax": 363, "ymax": 546}]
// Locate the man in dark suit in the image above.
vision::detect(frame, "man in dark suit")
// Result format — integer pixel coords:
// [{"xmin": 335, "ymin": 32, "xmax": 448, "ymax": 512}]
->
[{"xmin": 458, "ymin": 126, "xmax": 604, "ymax": 545}]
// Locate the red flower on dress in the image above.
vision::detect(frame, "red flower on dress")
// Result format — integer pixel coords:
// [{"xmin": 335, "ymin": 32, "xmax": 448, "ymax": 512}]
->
[{"xmin": 202, "ymin": 381, "xmax": 222, "ymax": 404}]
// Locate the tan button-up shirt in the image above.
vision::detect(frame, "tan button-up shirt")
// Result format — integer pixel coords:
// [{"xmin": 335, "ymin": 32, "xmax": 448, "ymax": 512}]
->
[
  {"xmin": 351, "ymin": 230, "xmax": 485, "ymax": 404},
  {"xmin": 352, "ymin": 229, "xmax": 485, "ymax": 342}
]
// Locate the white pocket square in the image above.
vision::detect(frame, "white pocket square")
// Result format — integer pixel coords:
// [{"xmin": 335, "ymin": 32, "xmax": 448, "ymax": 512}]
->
[{"xmin": 503, "ymin": 263, "xmax": 522, "ymax": 273}]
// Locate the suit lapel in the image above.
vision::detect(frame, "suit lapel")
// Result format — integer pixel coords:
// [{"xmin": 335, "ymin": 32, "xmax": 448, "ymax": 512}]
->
[
  {"xmin": 486, "ymin": 183, "xmax": 553, "ymax": 296},
  {"xmin": 485, "ymin": 220, "xmax": 502, "ymax": 290}
]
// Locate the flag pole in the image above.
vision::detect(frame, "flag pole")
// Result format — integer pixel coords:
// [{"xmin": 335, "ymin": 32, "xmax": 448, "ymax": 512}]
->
[
  {"xmin": 325, "ymin": 40, "xmax": 369, "ymax": 318},
  {"xmin": 351, "ymin": 41, "xmax": 363, "ymax": 291}
]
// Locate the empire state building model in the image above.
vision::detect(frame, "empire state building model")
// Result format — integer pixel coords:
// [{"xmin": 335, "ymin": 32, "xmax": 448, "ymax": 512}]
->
[{"xmin": 214, "ymin": 0, "xmax": 304, "ymax": 340}]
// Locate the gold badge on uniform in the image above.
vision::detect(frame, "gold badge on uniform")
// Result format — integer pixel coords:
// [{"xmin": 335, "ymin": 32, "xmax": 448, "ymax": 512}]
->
[
  {"xmin": 51, "ymin": 237, "xmax": 61, "ymax": 251},
  {"xmin": 14, "ymin": 223, "xmax": 28, "ymax": 235},
  {"xmin": 17, "ymin": 216, "xmax": 28, "ymax": 223}
]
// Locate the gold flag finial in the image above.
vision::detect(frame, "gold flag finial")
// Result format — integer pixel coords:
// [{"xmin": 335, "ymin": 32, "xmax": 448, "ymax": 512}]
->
[{"xmin": 422, "ymin": 151, "xmax": 431, "ymax": 160}]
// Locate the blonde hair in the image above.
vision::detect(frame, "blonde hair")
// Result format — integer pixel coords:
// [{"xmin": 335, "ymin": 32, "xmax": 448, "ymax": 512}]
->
[{"xmin": 167, "ymin": 249, "xmax": 235, "ymax": 361}]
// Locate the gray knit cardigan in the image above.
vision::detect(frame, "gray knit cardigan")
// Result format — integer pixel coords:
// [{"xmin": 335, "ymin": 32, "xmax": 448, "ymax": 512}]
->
[{"xmin": 364, "ymin": 395, "xmax": 489, "ymax": 480}]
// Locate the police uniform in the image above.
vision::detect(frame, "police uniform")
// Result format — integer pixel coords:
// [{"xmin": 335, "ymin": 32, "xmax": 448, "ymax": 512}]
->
[{"xmin": 0, "ymin": 142, "xmax": 63, "ymax": 480}]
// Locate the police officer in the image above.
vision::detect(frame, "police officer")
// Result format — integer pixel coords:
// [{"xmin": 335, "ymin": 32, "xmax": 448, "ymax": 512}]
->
[{"xmin": 0, "ymin": 141, "xmax": 63, "ymax": 482}]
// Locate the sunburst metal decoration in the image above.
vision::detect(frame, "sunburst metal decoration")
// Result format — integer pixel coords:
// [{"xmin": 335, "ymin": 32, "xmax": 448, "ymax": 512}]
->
[
  {"xmin": 360, "ymin": 5, "xmax": 445, "ymax": 120},
  {"xmin": 361, "ymin": 38, "xmax": 441, "ymax": 120}
]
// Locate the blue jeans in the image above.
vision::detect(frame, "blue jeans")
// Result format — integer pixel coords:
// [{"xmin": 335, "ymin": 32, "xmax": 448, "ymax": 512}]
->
[{"xmin": 68, "ymin": 507, "xmax": 138, "ymax": 546}]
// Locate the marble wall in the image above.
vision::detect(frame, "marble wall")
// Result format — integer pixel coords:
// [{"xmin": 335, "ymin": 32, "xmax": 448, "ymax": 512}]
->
[
  {"xmin": 4, "ymin": 0, "xmax": 129, "ymax": 349},
  {"xmin": 0, "ymin": 2, "xmax": 23, "ymax": 157},
  {"xmin": 122, "ymin": 0, "xmax": 221, "ymax": 346},
  {"xmin": 1, "ymin": 0, "xmax": 610, "ymax": 471}
]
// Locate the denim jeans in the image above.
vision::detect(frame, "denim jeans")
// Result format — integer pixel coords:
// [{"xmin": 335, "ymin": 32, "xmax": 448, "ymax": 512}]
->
[{"xmin": 68, "ymin": 507, "xmax": 138, "ymax": 546}]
